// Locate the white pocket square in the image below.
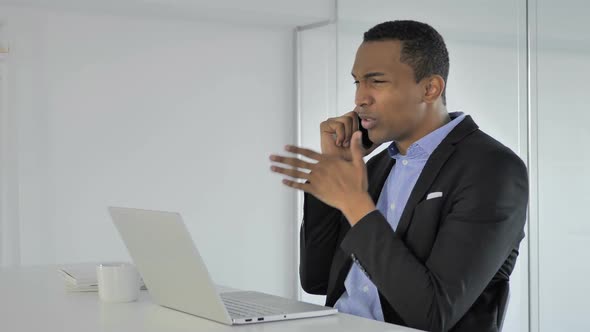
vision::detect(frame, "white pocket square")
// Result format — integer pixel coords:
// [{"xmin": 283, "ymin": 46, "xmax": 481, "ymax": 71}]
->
[{"xmin": 426, "ymin": 192, "xmax": 443, "ymax": 200}]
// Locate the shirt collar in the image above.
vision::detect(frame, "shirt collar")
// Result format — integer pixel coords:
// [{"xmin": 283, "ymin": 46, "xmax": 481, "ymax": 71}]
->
[{"xmin": 387, "ymin": 111, "xmax": 466, "ymax": 159}]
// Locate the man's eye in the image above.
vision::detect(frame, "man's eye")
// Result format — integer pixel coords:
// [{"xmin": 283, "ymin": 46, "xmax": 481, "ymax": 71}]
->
[
  {"xmin": 372, "ymin": 80, "xmax": 386, "ymax": 84},
  {"xmin": 353, "ymin": 80, "xmax": 360, "ymax": 85}
]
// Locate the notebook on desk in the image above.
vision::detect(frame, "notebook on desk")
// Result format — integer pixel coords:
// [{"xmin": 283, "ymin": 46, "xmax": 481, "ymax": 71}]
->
[
  {"xmin": 58, "ymin": 263, "xmax": 147, "ymax": 292},
  {"xmin": 108, "ymin": 206, "xmax": 337, "ymax": 325},
  {"xmin": 58, "ymin": 263, "xmax": 100, "ymax": 292}
]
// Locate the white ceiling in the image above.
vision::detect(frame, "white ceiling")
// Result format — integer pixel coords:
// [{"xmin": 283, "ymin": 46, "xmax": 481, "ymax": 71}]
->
[
  {"xmin": 1, "ymin": 0, "xmax": 585, "ymax": 50},
  {"xmin": 0, "ymin": 0, "xmax": 336, "ymax": 28}
]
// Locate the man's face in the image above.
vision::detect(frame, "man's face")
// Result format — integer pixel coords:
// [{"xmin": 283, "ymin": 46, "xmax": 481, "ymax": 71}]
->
[{"xmin": 352, "ymin": 40, "xmax": 427, "ymax": 145}]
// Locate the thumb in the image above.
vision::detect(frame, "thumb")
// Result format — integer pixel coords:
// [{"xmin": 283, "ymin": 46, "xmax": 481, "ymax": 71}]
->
[{"xmin": 351, "ymin": 131, "xmax": 365, "ymax": 165}]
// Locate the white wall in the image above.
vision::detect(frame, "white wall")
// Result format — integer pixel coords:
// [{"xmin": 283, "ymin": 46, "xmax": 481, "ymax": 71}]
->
[
  {"xmin": 0, "ymin": 5, "xmax": 300, "ymax": 298},
  {"xmin": 536, "ymin": 1, "xmax": 590, "ymax": 330},
  {"xmin": 0, "ymin": 21, "xmax": 15, "ymax": 267},
  {"xmin": 537, "ymin": 49, "xmax": 590, "ymax": 330}
]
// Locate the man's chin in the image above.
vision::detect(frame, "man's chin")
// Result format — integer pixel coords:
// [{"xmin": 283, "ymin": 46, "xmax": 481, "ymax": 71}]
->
[
  {"xmin": 367, "ymin": 130, "xmax": 387, "ymax": 145},
  {"xmin": 372, "ymin": 133, "xmax": 402, "ymax": 146}
]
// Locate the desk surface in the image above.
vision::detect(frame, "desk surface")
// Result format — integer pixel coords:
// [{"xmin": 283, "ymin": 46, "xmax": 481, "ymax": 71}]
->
[{"xmin": 0, "ymin": 266, "xmax": 421, "ymax": 332}]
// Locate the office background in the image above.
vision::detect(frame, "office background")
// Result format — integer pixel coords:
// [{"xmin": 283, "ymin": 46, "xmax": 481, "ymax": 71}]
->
[{"xmin": 0, "ymin": 1, "xmax": 587, "ymax": 331}]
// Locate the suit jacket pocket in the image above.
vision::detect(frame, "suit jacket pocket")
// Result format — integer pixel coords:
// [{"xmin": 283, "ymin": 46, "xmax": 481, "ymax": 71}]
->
[{"xmin": 405, "ymin": 197, "xmax": 444, "ymax": 261}]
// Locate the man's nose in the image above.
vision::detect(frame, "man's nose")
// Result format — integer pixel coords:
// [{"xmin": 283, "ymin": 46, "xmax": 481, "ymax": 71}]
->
[{"xmin": 355, "ymin": 83, "xmax": 372, "ymax": 108}]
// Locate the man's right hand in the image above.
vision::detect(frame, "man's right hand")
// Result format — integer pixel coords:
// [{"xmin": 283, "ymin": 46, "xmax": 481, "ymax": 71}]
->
[{"xmin": 320, "ymin": 110, "xmax": 376, "ymax": 161}]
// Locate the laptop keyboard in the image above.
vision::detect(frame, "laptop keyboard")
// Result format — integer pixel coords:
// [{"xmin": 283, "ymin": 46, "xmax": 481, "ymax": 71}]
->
[{"xmin": 221, "ymin": 295, "xmax": 286, "ymax": 318}]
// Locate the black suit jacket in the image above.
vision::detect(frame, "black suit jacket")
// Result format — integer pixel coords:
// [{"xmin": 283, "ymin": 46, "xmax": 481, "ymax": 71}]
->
[{"xmin": 300, "ymin": 115, "xmax": 528, "ymax": 332}]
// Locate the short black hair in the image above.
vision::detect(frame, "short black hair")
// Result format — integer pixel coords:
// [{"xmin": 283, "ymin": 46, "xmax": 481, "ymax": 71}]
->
[{"xmin": 364, "ymin": 20, "xmax": 449, "ymax": 105}]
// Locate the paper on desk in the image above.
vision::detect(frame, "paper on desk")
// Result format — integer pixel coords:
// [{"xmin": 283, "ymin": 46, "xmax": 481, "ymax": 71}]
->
[{"xmin": 58, "ymin": 263, "xmax": 146, "ymax": 292}]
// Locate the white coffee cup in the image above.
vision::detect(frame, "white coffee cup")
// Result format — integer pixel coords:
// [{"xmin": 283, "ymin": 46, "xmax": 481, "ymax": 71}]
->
[{"xmin": 96, "ymin": 262, "xmax": 140, "ymax": 303}]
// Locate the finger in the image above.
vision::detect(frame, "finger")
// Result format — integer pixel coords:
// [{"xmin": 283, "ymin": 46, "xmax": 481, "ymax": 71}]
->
[
  {"xmin": 284, "ymin": 145, "xmax": 322, "ymax": 161},
  {"xmin": 344, "ymin": 110, "xmax": 360, "ymax": 148},
  {"xmin": 269, "ymin": 155, "xmax": 316, "ymax": 170},
  {"xmin": 350, "ymin": 131, "xmax": 365, "ymax": 166},
  {"xmin": 270, "ymin": 165, "xmax": 310, "ymax": 180},
  {"xmin": 321, "ymin": 119, "xmax": 345, "ymax": 146},
  {"xmin": 350, "ymin": 112, "xmax": 360, "ymax": 138},
  {"xmin": 281, "ymin": 178, "xmax": 314, "ymax": 193},
  {"xmin": 339, "ymin": 115, "xmax": 354, "ymax": 147}
]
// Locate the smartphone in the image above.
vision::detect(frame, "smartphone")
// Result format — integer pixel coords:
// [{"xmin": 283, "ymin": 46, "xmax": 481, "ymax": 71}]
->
[{"xmin": 358, "ymin": 115, "xmax": 374, "ymax": 150}]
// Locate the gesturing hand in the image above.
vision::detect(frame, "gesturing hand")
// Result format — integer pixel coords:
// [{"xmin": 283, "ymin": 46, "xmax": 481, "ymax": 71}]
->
[{"xmin": 270, "ymin": 131, "xmax": 376, "ymax": 225}]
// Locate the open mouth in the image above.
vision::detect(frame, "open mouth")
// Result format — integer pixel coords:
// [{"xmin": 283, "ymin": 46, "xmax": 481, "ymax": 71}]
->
[{"xmin": 360, "ymin": 117, "xmax": 377, "ymax": 130}]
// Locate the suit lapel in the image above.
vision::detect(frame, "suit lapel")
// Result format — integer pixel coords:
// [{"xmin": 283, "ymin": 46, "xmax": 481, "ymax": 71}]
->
[
  {"xmin": 395, "ymin": 144, "xmax": 455, "ymax": 237},
  {"xmin": 396, "ymin": 116, "xmax": 479, "ymax": 238}
]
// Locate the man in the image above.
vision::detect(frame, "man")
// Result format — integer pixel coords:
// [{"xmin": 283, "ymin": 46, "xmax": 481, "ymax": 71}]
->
[{"xmin": 269, "ymin": 20, "xmax": 528, "ymax": 332}]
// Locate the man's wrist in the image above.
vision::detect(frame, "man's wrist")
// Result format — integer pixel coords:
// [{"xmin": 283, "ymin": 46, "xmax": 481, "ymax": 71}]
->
[{"xmin": 340, "ymin": 193, "xmax": 376, "ymax": 226}]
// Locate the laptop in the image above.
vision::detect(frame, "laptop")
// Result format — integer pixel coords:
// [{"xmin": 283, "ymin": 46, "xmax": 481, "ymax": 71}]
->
[{"xmin": 108, "ymin": 206, "xmax": 337, "ymax": 325}]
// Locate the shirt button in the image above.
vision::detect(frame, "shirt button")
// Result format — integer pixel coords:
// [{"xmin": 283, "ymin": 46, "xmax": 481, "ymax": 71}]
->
[
  {"xmin": 402, "ymin": 160, "xmax": 409, "ymax": 166},
  {"xmin": 363, "ymin": 285, "xmax": 369, "ymax": 293},
  {"xmin": 390, "ymin": 203, "xmax": 396, "ymax": 210}
]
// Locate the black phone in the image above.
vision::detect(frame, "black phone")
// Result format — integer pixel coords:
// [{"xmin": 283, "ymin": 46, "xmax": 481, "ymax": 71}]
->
[{"xmin": 358, "ymin": 115, "xmax": 374, "ymax": 150}]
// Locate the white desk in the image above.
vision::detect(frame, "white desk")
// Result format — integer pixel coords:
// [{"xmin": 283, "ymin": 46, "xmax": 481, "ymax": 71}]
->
[{"xmin": 0, "ymin": 266, "xmax": 421, "ymax": 331}]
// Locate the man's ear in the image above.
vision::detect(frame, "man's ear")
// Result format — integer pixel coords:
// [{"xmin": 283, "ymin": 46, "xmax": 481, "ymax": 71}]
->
[{"xmin": 423, "ymin": 75, "xmax": 445, "ymax": 104}]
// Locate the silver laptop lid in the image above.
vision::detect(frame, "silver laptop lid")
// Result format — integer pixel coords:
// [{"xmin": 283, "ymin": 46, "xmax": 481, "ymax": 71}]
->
[{"xmin": 109, "ymin": 207, "xmax": 232, "ymax": 325}]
